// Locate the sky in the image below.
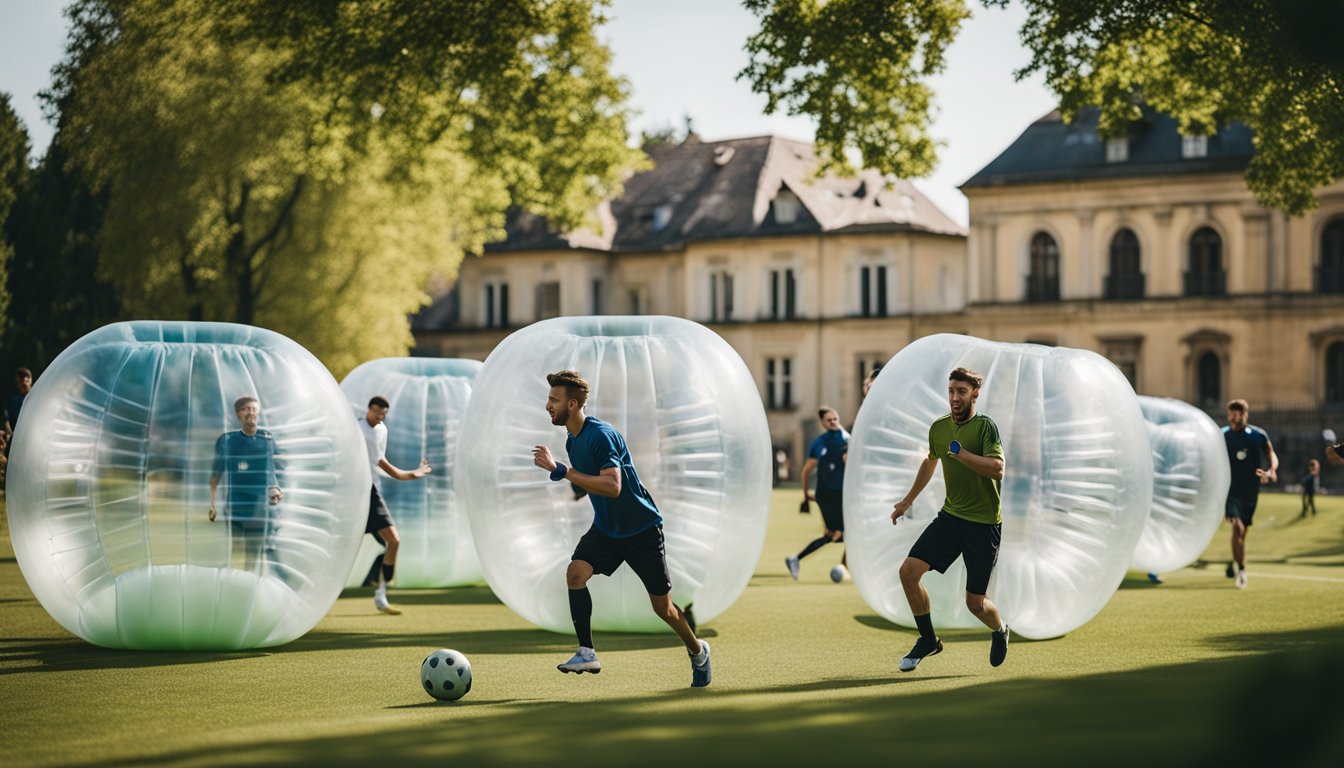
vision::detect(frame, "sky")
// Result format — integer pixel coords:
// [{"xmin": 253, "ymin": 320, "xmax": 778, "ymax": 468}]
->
[{"xmin": 0, "ymin": 0, "xmax": 1056, "ymax": 225}]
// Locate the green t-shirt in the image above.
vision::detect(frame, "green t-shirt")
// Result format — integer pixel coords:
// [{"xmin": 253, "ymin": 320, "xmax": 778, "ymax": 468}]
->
[{"xmin": 927, "ymin": 412, "xmax": 1004, "ymax": 524}]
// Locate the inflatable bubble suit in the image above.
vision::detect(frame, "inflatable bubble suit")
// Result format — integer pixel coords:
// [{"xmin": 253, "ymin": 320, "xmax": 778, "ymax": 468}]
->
[
  {"xmin": 456, "ymin": 316, "xmax": 771, "ymax": 633},
  {"xmin": 340, "ymin": 358, "xmax": 483, "ymax": 588},
  {"xmin": 1131, "ymin": 396, "xmax": 1229, "ymax": 575},
  {"xmin": 6, "ymin": 321, "xmax": 370, "ymax": 650},
  {"xmin": 844, "ymin": 334, "xmax": 1152, "ymax": 639}
]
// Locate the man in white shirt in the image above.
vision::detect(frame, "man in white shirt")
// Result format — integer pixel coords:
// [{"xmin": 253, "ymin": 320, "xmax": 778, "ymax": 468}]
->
[{"xmin": 359, "ymin": 395, "xmax": 431, "ymax": 614}]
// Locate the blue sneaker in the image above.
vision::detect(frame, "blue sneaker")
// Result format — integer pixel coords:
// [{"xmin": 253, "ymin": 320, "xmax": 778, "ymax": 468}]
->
[
  {"xmin": 1147, "ymin": 572, "xmax": 1163, "ymax": 584},
  {"xmin": 557, "ymin": 647, "xmax": 601, "ymax": 674},
  {"xmin": 690, "ymin": 640, "xmax": 711, "ymax": 687}
]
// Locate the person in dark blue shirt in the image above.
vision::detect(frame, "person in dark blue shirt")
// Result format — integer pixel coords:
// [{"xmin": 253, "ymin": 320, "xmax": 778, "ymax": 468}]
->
[
  {"xmin": 785, "ymin": 406, "xmax": 849, "ymax": 581},
  {"xmin": 532, "ymin": 369, "xmax": 711, "ymax": 687},
  {"xmin": 209, "ymin": 396, "xmax": 283, "ymax": 573},
  {"xmin": 1222, "ymin": 398, "xmax": 1278, "ymax": 589},
  {"xmin": 3, "ymin": 367, "xmax": 32, "ymax": 458}
]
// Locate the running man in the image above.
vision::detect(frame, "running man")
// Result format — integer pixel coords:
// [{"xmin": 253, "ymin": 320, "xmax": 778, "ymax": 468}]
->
[
  {"xmin": 786, "ymin": 406, "xmax": 848, "ymax": 581},
  {"xmin": 359, "ymin": 395, "xmax": 432, "ymax": 615},
  {"xmin": 209, "ymin": 396, "xmax": 282, "ymax": 573},
  {"xmin": 1223, "ymin": 399, "xmax": 1278, "ymax": 589},
  {"xmin": 531, "ymin": 370, "xmax": 711, "ymax": 687},
  {"xmin": 890, "ymin": 367, "xmax": 1009, "ymax": 672}
]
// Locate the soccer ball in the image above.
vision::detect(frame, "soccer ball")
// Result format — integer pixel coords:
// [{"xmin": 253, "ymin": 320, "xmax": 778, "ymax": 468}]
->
[
  {"xmin": 420, "ymin": 648, "xmax": 472, "ymax": 701},
  {"xmin": 830, "ymin": 564, "xmax": 848, "ymax": 583}
]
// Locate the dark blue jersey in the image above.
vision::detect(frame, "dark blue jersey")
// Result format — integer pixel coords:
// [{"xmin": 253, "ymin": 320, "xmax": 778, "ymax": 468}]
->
[
  {"xmin": 1224, "ymin": 424, "xmax": 1271, "ymax": 499},
  {"xmin": 212, "ymin": 429, "xmax": 280, "ymax": 520},
  {"xmin": 565, "ymin": 416, "xmax": 661, "ymax": 538},
  {"xmin": 808, "ymin": 428, "xmax": 849, "ymax": 492},
  {"xmin": 5, "ymin": 392, "xmax": 25, "ymax": 428}
]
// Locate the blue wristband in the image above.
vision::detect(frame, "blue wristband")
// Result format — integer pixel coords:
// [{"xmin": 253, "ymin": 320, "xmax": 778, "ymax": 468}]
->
[
  {"xmin": 550, "ymin": 463, "xmax": 568, "ymax": 481},
  {"xmin": 949, "ymin": 440, "xmax": 962, "ymax": 456}
]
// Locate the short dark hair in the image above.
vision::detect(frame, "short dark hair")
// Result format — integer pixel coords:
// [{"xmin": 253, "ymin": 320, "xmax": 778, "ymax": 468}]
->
[
  {"xmin": 818, "ymin": 406, "xmax": 837, "ymax": 420},
  {"xmin": 868, "ymin": 362, "xmax": 882, "ymax": 380},
  {"xmin": 234, "ymin": 396, "xmax": 259, "ymax": 412},
  {"xmin": 949, "ymin": 367, "xmax": 983, "ymax": 389},
  {"xmin": 546, "ymin": 370, "xmax": 590, "ymax": 408},
  {"xmin": 15, "ymin": 367, "xmax": 31, "ymax": 379},
  {"xmin": 368, "ymin": 395, "xmax": 390, "ymax": 410},
  {"xmin": 1227, "ymin": 398, "xmax": 1248, "ymax": 413}
]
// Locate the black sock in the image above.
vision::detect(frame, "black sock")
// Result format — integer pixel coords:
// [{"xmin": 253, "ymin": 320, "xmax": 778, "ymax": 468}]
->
[
  {"xmin": 914, "ymin": 612, "xmax": 936, "ymax": 641},
  {"xmin": 568, "ymin": 587, "xmax": 594, "ymax": 649},
  {"xmin": 797, "ymin": 536, "xmax": 832, "ymax": 560},
  {"xmin": 363, "ymin": 554, "xmax": 384, "ymax": 586},
  {"xmin": 381, "ymin": 562, "xmax": 395, "ymax": 585}
]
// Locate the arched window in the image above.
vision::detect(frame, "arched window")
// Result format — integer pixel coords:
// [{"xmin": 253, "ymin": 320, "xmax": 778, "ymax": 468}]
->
[
  {"xmin": 1105, "ymin": 228, "xmax": 1144, "ymax": 299},
  {"xmin": 1319, "ymin": 218, "xmax": 1344, "ymax": 294},
  {"xmin": 1327, "ymin": 341, "xmax": 1344, "ymax": 403},
  {"xmin": 1026, "ymin": 232, "xmax": 1060, "ymax": 302},
  {"xmin": 1197, "ymin": 351, "xmax": 1222, "ymax": 410},
  {"xmin": 1185, "ymin": 227, "xmax": 1225, "ymax": 296}
]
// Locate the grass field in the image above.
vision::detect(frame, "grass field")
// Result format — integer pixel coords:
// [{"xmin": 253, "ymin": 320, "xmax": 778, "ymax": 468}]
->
[{"xmin": 3, "ymin": 490, "xmax": 1343, "ymax": 767}]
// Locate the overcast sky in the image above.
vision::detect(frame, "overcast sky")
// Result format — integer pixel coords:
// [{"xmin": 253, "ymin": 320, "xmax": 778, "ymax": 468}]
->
[{"xmin": 0, "ymin": 0, "xmax": 1056, "ymax": 225}]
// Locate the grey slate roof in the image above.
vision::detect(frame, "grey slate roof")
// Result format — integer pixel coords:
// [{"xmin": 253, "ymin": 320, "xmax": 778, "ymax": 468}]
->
[
  {"xmin": 486, "ymin": 134, "xmax": 965, "ymax": 253},
  {"xmin": 961, "ymin": 107, "xmax": 1255, "ymax": 189}
]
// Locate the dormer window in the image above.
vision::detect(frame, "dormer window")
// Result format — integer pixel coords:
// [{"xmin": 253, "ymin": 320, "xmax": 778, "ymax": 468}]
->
[
  {"xmin": 1181, "ymin": 134, "xmax": 1208, "ymax": 159},
  {"xmin": 773, "ymin": 189, "xmax": 801, "ymax": 224},
  {"xmin": 1105, "ymin": 138, "xmax": 1129, "ymax": 163},
  {"xmin": 652, "ymin": 204, "xmax": 672, "ymax": 232}
]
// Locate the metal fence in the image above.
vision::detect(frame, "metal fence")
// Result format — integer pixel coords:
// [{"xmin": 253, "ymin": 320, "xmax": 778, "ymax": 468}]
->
[{"xmin": 1208, "ymin": 404, "xmax": 1344, "ymax": 494}]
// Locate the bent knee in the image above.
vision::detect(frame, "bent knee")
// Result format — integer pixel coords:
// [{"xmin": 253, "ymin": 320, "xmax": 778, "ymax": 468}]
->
[
  {"xmin": 965, "ymin": 595, "xmax": 986, "ymax": 614},
  {"xmin": 381, "ymin": 528, "xmax": 401, "ymax": 546},
  {"xmin": 899, "ymin": 559, "xmax": 927, "ymax": 583},
  {"xmin": 565, "ymin": 564, "xmax": 591, "ymax": 589}
]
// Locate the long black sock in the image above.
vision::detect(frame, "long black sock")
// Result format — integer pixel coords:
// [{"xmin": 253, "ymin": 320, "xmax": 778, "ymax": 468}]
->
[
  {"xmin": 797, "ymin": 536, "xmax": 832, "ymax": 560},
  {"xmin": 381, "ymin": 562, "xmax": 395, "ymax": 585},
  {"xmin": 568, "ymin": 587, "xmax": 594, "ymax": 648},
  {"xmin": 914, "ymin": 612, "xmax": 936, "ymax": 641},
  {"xmin": 363, "ymin": 554, "xmax": 384, "ymax": 586}
]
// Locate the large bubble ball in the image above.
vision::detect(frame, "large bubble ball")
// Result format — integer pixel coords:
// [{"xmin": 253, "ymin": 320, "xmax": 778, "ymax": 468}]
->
[
  {"xmin": 456, "ymin": 316, "xmax": 771, "ymax": 633},
  {"xmin": 340, "ymin": 358, "xmax": 483, "ymax": 588},
  {"xmin": 1131, "ymin": 396, "xmax": 1229, "ymax": 575},
  {"xmin": 6, "ymin": 321, "xmax": 370, "ymax": 650},
  {"xmin": 845, "ymin": 334, "xmax": 1152, "ymax": 640}
]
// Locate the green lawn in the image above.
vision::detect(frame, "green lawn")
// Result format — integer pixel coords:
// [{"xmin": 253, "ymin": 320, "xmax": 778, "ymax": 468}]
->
[{"xmin": 2, "ymin": 490, "xmax": 1343, "ymax": 767}]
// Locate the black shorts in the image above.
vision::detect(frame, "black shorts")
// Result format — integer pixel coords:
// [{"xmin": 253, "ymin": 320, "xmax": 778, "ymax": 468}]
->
[
  {"xmin": 815, "ymin": 488, "xmax": 844, "ymax": 533},
  {"xmin": 1225, "ymin": 494, "xmax": 1257, "ymax": 526},
  {"xmin": 366, "ymin": 485, "xmax": 395, "ymax": 534},
  {"xmin": 572, "ymin": 524, "xmax": 673, "ymax": 596},
  {"xmin": 908, "ymin": 510, "xmax": 1002, "ymax": 596}
]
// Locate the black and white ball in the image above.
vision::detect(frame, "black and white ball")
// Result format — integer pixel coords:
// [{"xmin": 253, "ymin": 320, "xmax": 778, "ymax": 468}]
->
[{"xmin": 420, "ymin": 648, "xmax": 472, "ymax": 701}]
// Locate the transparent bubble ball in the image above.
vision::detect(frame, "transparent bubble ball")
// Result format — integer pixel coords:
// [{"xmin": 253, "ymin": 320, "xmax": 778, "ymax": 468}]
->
[
  {"xmin": 456, "ymin": 316, "xmax": 771, "ymax": 633},
  {"xmin": 845, "ymin": 334, "xmax": 1152, "ymax": 639},
  {"xmin": 1131, "ymin": 396, "xmax": 1229, "ymax": 575},
  {"xmin": 6, "ymin": 321, "xmax": 370, "ymax": 650},
  {"xmin": 340, "ymin": 358, "xmax": 483, "ymax": 588}
]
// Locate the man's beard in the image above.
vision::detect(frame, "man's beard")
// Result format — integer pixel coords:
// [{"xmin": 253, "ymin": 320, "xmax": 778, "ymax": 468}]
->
[{"xmin": 551, "ymin": 407, "xmax": 568, "ymax": 425}]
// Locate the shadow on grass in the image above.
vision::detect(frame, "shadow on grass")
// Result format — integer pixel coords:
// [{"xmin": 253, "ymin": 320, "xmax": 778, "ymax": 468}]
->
[
  {"xmin": 89, "ymin": 629, "xmax": 1344, "ymax": 768},
  {"xmin": 279, "ymin": 626, "xmax": 719, "ymax": 657},
  {"xmin": 0, "ymin": 637, "xmax": 266, "ymax": 675},
  {"xmin": 339, "ymin": 586, "xmax": 503, "ymax": 606},
  {"xmin": 852, "ymin": 615, "xmax": 1039, "ymax": 645}
]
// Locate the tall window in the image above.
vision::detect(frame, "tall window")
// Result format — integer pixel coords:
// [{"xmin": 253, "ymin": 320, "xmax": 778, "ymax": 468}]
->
[
  {"xmin": 629, "ymin": 286, "xmax": 645, "ymax": 315},
  {"xmin": 1102, "ymin": 337, "xmax": 1142, "ymax": 390},
  {"xmin": 710, "ymin": 270, "xmax": 734, "ymax": 322},
  {"xmin": 766, "ymin": 357, "xmax": 793, "ymax": 410},
  {"xmin": 1319, "ymin": 218, "xmax": 1344, "ymax": 294},
  {"xmin": 857, "ymin": 356, "xmax": 885, "ymax": 395},
  {"xmin": 535, "ymin": 281, "xmax": 560, "ymax": 321},
  {"xmin": 1185, "ymin": 227, "xmax": 1226, "ymax": 296},
  {"xmin": 1106, "ymin": 138, "xmax": 1128, "ymax": 163},
  {"xmin": 769, "ymin": 268, "xmax": 797, "ymax": 320},
  {"xmin": 1105, "ymin": 228, "xmax": 1144, "ymax": 300},
  {"xmin": 1197, "ymin": 351, "xmax": 1221, "ymax": 410},
  {"xmin": 483, "ymin": 281, "xmax": 509, "ymax": 328},
  {"xmin": 591, "ymin": 279, "xmax": 604, "ymax": 315},
  {"xmin": 1026, "ymin": 232, "xmax": 1060, "ymax": 302},
  {"xmin": 1327, "ymin": 341, "xmax": 1344, "ymax": 403},
  {"xmin": 859, "ymin": 264, "xmax": 888, "ymax": 317},
  {"xmin": 1181, "ymin": 134, "xmax": 1208, "ymax": 159}
]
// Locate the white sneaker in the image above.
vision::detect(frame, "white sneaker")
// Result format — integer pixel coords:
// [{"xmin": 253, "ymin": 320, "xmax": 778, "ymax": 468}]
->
[
  {"xmin": 785, "ymin": 556, "xmax": 800, "ymax": 580},
  {"xmin": 373, "ymin": 587, "xmax": 402, "ymax": 615},
  {"xmin": 557, "ymin": 647, "xmax": 602, "ymax": 674},
  {"xmin": 1236, "ymin": 569, "xmax": 1248, "ymax": 589}
]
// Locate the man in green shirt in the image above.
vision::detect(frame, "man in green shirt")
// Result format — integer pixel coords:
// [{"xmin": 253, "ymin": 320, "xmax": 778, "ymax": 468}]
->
[{"xmin": 890, "ymin": 367, "xmax": 1009, "ymax": 672}]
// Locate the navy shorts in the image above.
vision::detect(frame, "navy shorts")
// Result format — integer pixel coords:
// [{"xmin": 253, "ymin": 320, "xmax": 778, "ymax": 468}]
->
[
  {"xmin": 908, "ymin": 510, "xmax": 1002, "ymax": 596},
  {"xmin": 1225, "ymin": 494, "xmax": 1257, "ymax": 527},
  {"xmin": 572, "ymin": 524, "xmax": 673, "ymax": 596},
  {"xmin": 366, "ymin": 485, "xmax": 395, "ymax": 534},
  {"xmin": 815, "ymin": 488, "xmax": 845, "ymax": 533}
]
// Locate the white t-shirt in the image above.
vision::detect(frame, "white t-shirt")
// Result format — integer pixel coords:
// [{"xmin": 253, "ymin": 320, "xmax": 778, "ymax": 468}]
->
[{"xmin": 359, "ymin": 417, "xmax": 390, "ymax": 490}]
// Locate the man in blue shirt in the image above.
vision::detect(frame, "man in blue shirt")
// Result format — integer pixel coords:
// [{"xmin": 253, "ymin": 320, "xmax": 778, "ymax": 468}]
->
[
  {"xmin": 209, "ymin": 396, "xmax": 283, "ymax": 573},
  {"xmin": 786, "ymin": 406, "xmax": 849, "ymax": 581},
  {"xmin": 532, "ymin": 369, "xmax": 711, "ymax": 687},
  {"xmin": 1222, "ymin": 398, "xmax": 1277, "ymax": 589}
]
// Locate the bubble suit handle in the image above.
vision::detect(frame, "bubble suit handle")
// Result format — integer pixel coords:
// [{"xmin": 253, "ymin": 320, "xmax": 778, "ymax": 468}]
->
[
  {"xmin": 845, "ymin": 334, "xmax": 1152, "ymax": 640},
  {"xmin": 456, "ymin": 316, "xmax": 771, "ymax": 633}
]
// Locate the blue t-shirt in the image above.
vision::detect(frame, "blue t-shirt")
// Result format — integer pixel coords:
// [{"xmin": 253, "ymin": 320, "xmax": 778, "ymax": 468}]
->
[
  {"xmin": 808, "ymin": 428, "xmax": 849, "ymax": 492},
  {"xmin": 212, "ymin": 429, "xmax": 280, "ymax": 521},
  {"xmin": 565, "ymin": 416, "xmax": 661, "ymax": 538},
  {"xmin": 1224, "ymin": 424, "xmax": 1271, "ymax": 499}
]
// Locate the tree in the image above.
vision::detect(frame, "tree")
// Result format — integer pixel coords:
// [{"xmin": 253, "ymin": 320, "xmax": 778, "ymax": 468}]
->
[
  {"xmin": 0, "ymin": 94, "xmax": 27, "ymax": 337},
  {"xmin": 741, "ymin": 0, "xmax": 1344, "ymax": 215}
]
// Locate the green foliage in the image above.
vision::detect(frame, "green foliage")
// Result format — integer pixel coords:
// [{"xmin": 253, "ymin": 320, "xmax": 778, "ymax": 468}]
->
[{"xmin": 0, "ymin": 94, "xmax": 27, "ymax": 336}]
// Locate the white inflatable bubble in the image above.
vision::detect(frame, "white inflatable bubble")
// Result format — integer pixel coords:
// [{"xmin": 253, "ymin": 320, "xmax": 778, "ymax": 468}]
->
[
  {"xmin": 1131, "ymin": 396, "xmax": 1229, "ymax": 575},
  {"xmin": 456, "ymin": 316, "xmax": 771, "ymax": 633},
  {"xmin": 7, "ymin": 321, "xmax": 370, "ymax": 650},
  {"xmin": 845, "ymin": 334, "xmax": 1152, "ymax": 640},
  {"xmin": 340, "ymin": 358, "xmax": 483, "ymax": 588}
]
